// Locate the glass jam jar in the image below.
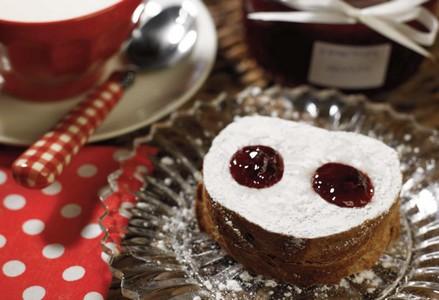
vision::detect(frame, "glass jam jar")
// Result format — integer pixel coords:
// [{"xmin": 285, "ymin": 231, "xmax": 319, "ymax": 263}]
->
[{"xmin": 243, "ymin": 0, "xmax": 438, "ymax": 93}]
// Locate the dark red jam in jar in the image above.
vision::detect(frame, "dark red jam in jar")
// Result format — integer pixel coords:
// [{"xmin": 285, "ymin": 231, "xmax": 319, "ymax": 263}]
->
[
  {"xmin": 312, "ymin": 163, "xmax": 374, "ymax": 208},
  {"xmin": 230, "ymin": 145, "xmax": 284, "ymax": 189},
  {"xmin": 243, "ymin": 0, "xmax": 437, "ymax": 93}
]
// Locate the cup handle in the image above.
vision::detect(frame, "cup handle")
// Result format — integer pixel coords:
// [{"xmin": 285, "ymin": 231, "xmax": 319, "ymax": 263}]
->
[{"xmin": 0, "ymin": 43, "xmax": 11, "ymax": 90}]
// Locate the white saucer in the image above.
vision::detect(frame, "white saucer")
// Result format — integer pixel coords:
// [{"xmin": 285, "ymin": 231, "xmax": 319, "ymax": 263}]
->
[{"xmin": 0, "ymin": 0, "xmax": 216, "ymax": 146}]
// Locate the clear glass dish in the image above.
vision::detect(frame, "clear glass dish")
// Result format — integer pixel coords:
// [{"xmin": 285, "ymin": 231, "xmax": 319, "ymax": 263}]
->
[{"xmin": 100, "ymin": 86, "xmax": 439, "ymax": 300}]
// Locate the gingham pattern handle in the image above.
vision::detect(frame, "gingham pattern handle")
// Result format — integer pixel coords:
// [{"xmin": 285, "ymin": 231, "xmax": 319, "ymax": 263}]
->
[{"xmin": 12, "ymin": 71, "xmax": 135, "ymax": 189}]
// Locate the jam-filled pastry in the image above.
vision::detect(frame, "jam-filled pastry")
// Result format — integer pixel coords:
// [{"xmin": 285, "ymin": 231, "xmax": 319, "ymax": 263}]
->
[{"xmin": 196, "ymin": 116, "xmax": 402, "ymax": 286}]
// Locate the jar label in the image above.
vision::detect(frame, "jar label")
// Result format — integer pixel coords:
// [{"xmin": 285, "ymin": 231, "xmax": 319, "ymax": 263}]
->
[{"xmin": 308, "ymin": 42, "xmax": 391, "ymax": 89}]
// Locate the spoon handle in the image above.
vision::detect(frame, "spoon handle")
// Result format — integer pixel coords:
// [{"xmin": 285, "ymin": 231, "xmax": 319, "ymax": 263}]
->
[{"xmin": 12, "ymin": 70, "xmax": 136, "ymax": 188}]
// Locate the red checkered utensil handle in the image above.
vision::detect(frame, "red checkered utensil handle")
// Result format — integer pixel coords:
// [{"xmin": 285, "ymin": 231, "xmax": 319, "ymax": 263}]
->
[{"xmin": 12, "ymin": 70, "xmax": 136, "ymax": 189}]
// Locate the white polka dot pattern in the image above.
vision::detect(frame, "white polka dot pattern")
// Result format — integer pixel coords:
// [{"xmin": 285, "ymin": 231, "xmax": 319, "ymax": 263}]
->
[
  {"xmin": 61, "ymin": 204, "xmax": 82, "ymax": 218},
  {"xmin": 0, "ymin": 170, "xmax": 6, "ymax": 184},
  {"xmin": 42, "ymin": 244, "xmax": 65, "ymax": 259},
  {"xmin": 0, "ymin": 145, "xmax": 144, "ymax": 298},
  {"xmin": 112, "ymin": 149, "xmax": 130, "ymax": 162},
  {"xmin": 77, "ymin": 164, "xmax": 98, "ymax": 178},
  {"xmin": 80, "ymin": 224, "xmax": 102, "ymax": 239},
  {"xmin": 83, "ymin": 291, "xmax": 104, "ymax": 300},
  {"xmin": 22, "ymin": 219, "xmax": 45, "ymax": 235},
  {"xmin": 0, "ymin": 234, "xmax": 6, "ymax": 248},
  {"xmin": 62, "ymin": 266, "xmax": 85, "ymax": 281},
  {"xmin": 2, "ymin": 260, "xmax": 25, "ymax": 277},
  {"xmin": 22, "ymin": 286, "xmax": 46, "ymax": 300},
  {"xmin": 3, "ymin": 194, "xmax": 26, "ymax": 210},
  {"xmin": 42, "ymin": 181, "xmax": 62, "ymax": 195}
]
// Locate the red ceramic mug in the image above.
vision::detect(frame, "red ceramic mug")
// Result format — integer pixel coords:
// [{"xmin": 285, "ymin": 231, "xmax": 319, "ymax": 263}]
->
[{"xmin": 0, "ymin": 0, "xmax": 142, "ymax": 101}]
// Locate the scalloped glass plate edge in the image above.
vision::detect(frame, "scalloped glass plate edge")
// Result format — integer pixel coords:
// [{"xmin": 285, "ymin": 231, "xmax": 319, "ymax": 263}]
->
[{"xmin": 99, "ymin": 85, "xmax": 439, "ymax": 300}]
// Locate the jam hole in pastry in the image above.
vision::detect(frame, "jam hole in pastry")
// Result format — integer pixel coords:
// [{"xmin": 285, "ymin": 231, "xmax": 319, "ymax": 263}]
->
[
  {"xmin": 230, "ymin": 145, "xmax": 284, "ymax": 189},
  {"xmin": 312, "ymin": 163, "xmax": 374, "ymax": 208}
]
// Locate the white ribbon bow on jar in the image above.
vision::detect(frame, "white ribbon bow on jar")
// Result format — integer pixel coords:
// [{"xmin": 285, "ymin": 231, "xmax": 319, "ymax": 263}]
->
[{"xmin": 248, "ymin": 0, "xmax": 439, "ymax": 58}]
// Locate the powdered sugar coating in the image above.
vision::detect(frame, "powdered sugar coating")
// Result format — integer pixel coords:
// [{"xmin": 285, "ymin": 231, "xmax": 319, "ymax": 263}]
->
[{"xmin": 203, "ymin": 116, "xmax": 402, "ymax": 238}]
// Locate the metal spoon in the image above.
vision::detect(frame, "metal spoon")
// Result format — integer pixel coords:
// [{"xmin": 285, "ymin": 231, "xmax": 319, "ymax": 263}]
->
[
  {"xmin": 12, "ymin": 2, "xmax": 198, "ymax": 188},
  {"xmin": 127, "ymin": 4, "xmax": 198, "ymax": 69}
]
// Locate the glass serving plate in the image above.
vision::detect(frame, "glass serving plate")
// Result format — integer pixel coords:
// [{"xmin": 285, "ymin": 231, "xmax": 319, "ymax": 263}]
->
[{"xmin": 100, "ymin": 86, "xmax": 439, "ymax": 300}]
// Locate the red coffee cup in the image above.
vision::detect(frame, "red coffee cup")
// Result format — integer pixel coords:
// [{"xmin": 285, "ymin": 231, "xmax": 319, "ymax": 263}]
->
[{"xmin": 0, "ymin": 0, "xmax": 142, "ymax": 101}]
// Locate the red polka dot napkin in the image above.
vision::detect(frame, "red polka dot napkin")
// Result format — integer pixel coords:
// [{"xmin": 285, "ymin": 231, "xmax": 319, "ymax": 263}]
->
[{"xmin": 0, "ymin": 146, "xmax": 153, "ymax": 300}]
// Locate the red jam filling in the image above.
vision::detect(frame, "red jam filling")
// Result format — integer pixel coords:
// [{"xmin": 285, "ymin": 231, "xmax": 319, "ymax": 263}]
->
[
  {"xmin": 312, "ymin": 163, "xmax": 374, "ymax": 208},
  {"xmin": 230, "ymin": 145, "xmax": 284, "ymax": 189}
]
